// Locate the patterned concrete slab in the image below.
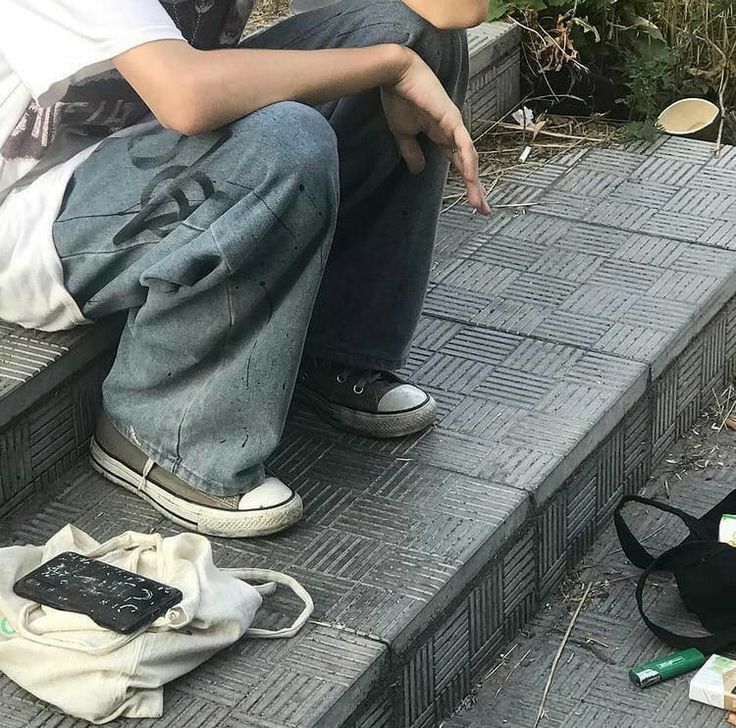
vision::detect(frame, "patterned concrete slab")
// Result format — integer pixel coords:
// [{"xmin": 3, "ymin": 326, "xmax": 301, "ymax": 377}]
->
[
  {"xmin": 445, "ymin": 427, "xmax": 736, "ymax": 728},
  {"xmin": 0, "ymin": 322, "xmax": 118, "ymax": 515},
  {"xmin": 0, "ymin": 463, "xmax": 388, "ymax": 728},
  {"xmin": 434, "ymin": 137, "xmax": 736, "ymax": 378},
  {"xmin": 0, "ymin": 321, "xmax": 119, "ymax": 429},
  {"xmin": 1, "ymin": 137, "xmax": 735, "ymax": 728},
  {"xmin": 401, "ymin": 322, "xmax": 647, "ymax": 506}
]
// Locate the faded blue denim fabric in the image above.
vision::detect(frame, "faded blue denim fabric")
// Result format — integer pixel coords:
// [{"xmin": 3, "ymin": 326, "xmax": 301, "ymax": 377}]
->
[{"xmin": 53, "ymin": 0, "xmax": 469, "ymax": 495}]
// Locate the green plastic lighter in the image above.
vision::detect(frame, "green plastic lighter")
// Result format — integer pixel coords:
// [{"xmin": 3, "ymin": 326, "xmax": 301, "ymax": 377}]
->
[{"xmin": 629, "ymin": 648, "xmax": 706, "ymax": 688}]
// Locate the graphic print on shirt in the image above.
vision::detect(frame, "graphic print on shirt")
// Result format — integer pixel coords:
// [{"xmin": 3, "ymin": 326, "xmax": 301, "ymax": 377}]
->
[{"xmin": 1, "ymin": 0, "xmax": 255, "ymax": 162}]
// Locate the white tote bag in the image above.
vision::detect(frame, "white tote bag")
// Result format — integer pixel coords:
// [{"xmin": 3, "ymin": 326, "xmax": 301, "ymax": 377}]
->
[{"xmin": 0, "ymin": 525, "xmax": 312, "ymax": 724}]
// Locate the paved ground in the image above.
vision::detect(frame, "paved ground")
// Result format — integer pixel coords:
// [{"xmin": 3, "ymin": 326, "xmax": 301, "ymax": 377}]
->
[
  {"xmin": 445, "ymin": 393, "xmax": 736, "ymax": 728},
  {"xmin": 3, "ymin": 133, "xmax": 735, "ymax": 726}
]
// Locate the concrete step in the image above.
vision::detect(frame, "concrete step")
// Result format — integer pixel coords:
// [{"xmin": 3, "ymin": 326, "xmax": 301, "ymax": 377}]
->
[
  {"xmin": 2, "ymin": 135, "xmax": 736, "ymax": 728},
  {"xmin": 0, "ymin": 21, "xmax": 521, "ymax": 520},
  {"xmin": 3, "ymin": 18, "xmax": 736, "ymax": 728},
  {"xmin": 444, "ymin": 424, "xmax": 736, "ymax": 728},
  {"xmin": 465, "ymin": 22, "xmax": 520, "ymax": 135},
  {"xmin": 0, "ymin": 322, "xmax": 119, "ymax": 516}
]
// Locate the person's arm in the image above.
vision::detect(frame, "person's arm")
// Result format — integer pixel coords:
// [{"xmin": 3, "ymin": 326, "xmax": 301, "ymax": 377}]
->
[
  {"xmin": 402, "ymin": 0, "xmax": 489, "ymax": 29},
  {"xmin": 115, "ymin": 41, "xmax": 406, "ymax": 136},
  {"xmin": 114, "ymin": 41, "xmax": 491, "ymax": 214}
]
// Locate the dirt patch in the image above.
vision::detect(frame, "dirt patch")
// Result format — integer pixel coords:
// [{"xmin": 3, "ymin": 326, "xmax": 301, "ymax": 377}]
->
[
  {"xmin": 246, "ymin": 0, "xmax": 291, "ymax": 31},
  {"xmin": 474, "ymin": 114, "xmax": 624, "ymax": 177},
  {"xmin": 444, "ymin": 113, "xmax": 626, "ymax": 213}
]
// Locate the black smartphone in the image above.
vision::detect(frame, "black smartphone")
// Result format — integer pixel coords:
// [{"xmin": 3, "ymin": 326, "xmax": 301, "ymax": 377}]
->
[{"xmin": 13, "ymin": 551, "xmax": 183, "ymax": 635}]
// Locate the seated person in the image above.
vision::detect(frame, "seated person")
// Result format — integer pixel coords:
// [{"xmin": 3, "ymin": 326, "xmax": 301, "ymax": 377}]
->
[{"xmin": 0, "ymin": 0, "xmax": 490, "ymax": 538}]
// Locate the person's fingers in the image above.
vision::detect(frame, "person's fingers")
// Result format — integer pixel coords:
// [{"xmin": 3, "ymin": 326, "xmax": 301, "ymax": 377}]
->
[
  {"xmin": 396, "ymin": 135, "xmax": 426, "ymax": 175},
  {"xmin": 443, "ymin": 145, "xmax": 491, "ymax": 215},
  {"xmin": 468, "ymin": 177, "xmax": 491, "ymax": 215},
  {"xmin": 451, "ymin": 126, "xmax": 490, "ymax": 215},
  {"xmin": 389, "ymin": 63, "xmax": 492, "ymax": 214},
  {"xmin": 448, "ymin": 149, "xmax": 466, "ymax": 180},
  {"xmin": 454, "ymin": 126, "xmax": 478, "ymax": 184},
  {"xmin": 447, "ymin": 155, "xmax": 486, "ymax": 215},
  {"xmin": 481, "ymin": 183, "xmax": 492, "ymax": 214}
]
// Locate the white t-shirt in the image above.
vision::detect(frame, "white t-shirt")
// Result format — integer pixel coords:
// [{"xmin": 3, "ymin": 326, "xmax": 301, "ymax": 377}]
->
[{"xmin": 0, "ymin": 2, "xmax": 186, "ymax": 331}]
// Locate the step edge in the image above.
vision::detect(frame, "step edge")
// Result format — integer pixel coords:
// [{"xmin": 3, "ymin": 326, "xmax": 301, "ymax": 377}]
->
[{"xmin": 0, "ymin": 325, "xmax": 119, "ymax": 431}]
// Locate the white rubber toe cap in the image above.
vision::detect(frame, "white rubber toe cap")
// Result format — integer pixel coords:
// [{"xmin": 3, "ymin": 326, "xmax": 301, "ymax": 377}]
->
[
  {"xmin": 377, "ymin": 384, "xmax": 430, "ymax": 414},
  {"xmin": 238, "ymin": 477, "xmax": 295, "ymax": 510}
]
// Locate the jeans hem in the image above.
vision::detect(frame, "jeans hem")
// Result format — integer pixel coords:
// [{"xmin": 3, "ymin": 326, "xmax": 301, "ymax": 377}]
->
[
  {"xmin": 104, "ymin": 410, "xmax": 267, "ymax": 497},
  {"xmin": 304, "ymin": 344, "xmax": 407, "ymax": 371}
]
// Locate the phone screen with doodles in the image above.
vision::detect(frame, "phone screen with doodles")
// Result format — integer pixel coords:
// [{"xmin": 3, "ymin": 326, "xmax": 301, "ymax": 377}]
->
[{"xmin": 13, "ymin": 551, "xmax": 183, "ymax": 634}]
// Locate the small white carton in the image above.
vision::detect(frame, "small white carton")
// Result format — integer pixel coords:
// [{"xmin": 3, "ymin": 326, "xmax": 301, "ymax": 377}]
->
[
  {"xmin": 719, "ymin": 514, "xmax": 736, "ymax": 547},
  {"xmin": 690, "ymin": 655, "xmax": 736, "ymax": 710}
]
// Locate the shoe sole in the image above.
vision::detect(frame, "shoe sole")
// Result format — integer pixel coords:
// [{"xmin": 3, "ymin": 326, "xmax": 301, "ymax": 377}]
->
[
  {"xmin": 296, "ymin": 387, "xmax": 438, "ymax": 439},
  {"xmin": 90, "ymin": 438, "xmax": 303, "ymax": 538}
]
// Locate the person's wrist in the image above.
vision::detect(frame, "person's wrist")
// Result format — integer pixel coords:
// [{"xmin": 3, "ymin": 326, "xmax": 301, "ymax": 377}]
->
[{"xmin": 382, "ymin": 44, "xmax": 416, "ymax": 88}]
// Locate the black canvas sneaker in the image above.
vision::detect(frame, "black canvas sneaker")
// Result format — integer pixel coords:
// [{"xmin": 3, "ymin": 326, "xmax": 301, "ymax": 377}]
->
[{"xmin": 297, "ymin": 358, "xmax": 437, "ymax": 438}]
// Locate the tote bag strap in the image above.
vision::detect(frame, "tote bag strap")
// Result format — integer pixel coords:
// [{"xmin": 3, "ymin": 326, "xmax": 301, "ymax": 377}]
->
[
  {"xmin": 615, "ymin": 495, "xmax": 707, "ymax": 569},
  {"xmin": 635, "ymin": 540, "xmax": 736, "ymax": 653},
  {"xmin": 224, "ymin": 568, "xmax": 314, "ymax": 639}
]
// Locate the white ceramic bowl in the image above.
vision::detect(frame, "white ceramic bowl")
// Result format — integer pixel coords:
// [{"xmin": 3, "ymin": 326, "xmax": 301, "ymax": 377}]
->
[{"xmin": 658, "ymin": 98, "xmax": 720, "ymax": 136}]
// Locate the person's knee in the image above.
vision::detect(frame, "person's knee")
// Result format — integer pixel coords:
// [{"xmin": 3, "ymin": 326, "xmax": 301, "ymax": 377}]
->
[
  {"xmin": 233, "ymin": 102, "xmax": 339, "ymax": 196},
  {"xmin": 368, "ymin": 0, "xmax": 466, "ymax": 83},
  {"xmin": 378, "ymin": 2, "xmax": 464, "ymax": 48},
  {"xmin": 275, "ymin": 101, "xmax": 338, "ymax": 170}
]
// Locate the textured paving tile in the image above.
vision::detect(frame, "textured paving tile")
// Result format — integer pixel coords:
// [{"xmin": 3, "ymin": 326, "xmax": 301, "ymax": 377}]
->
[
  {"xmin": 445, "ymin": 433, "xmax": 736, "ymax": 728},
  {"xmin": 2, "ymin": 137, "xmax": 735, "ymax": 728},
  {"xmin": 0, "ymin": 449, "xmax": 522, "ymax": 718},
  {"xmin": 400, "ymin": 319, "xmax": 647, "ymax": 502},
  {"xmin": 434, "ymin": 139, "xmax": 736, "ymax": 376},
  {"xmin": 0, "ymin": 324, "xmax": 84, "ymax": 396},
  {"xmin": 0, "ymin": 466, "xmax": 388, "ymax": 725},
  {"xmin": 0, "ymin": 322, "xmax": 119, "ymax": 427}
]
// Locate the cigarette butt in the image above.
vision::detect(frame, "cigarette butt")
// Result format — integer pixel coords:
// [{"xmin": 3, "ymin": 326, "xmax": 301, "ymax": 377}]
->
[{"xmin": 727, "ymin": 712, "xmax": 736, "ymax": 726}]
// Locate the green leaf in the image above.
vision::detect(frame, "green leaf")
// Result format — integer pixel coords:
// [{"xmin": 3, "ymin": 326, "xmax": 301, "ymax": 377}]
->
[
  {"xmin": 572, "ymin": 16, "xmax": 601, "ymax": 42},
  {"xmin": 487, "ymin": 0, "xmax": 510, "ymax": 21},
  {"xmin": 628, "ymin": 35, "xmax": 669, "ymax": 59},
  {"xmin": 623, "ymin": 120, "xmax": 662, "ymax": 142},
  {"xmin": 628, "ymin": 15, "xmax": 665, "ymax": 41}
]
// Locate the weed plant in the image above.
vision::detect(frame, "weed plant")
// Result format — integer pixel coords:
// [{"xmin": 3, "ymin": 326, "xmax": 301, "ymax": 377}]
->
[{"xmin": 489, "ymin": 0, "xmax": 735, "ymax": 141}]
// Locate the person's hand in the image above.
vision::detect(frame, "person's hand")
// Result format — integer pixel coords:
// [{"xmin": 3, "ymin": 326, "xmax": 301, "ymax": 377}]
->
[{"xmin": 381, "ymin": 48, "xmax": 491, "ymax": 215}]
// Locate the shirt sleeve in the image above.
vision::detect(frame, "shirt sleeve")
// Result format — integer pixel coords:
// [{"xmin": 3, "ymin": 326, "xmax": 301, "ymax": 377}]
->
[{"xmin": 0, "ymin": 0, "xmax": 185, "ymax": 106}]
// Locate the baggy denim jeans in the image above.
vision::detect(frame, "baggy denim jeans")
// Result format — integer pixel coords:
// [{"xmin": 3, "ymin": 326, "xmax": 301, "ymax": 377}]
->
[{"xmin": 53, "ymin": 0, "xmax": 469, "ymax": 496}]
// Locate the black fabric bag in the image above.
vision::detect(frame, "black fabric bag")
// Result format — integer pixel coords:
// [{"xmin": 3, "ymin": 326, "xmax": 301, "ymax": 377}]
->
[{"xmin": 615, "ymin": 492, "xmax": 736, "ymax": 653}]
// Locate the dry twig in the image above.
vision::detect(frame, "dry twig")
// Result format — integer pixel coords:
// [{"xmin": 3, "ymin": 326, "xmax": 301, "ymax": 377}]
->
[
  {"xmin": 496, "ymin": 122, "xmax": 607, "ymax": 143},
  {"xmin": 483, "ymin": 643, "xmax": 519, "ymax": 682},
  {"xmin": 534, "ymin": 582, "xmax": 593, "ymax": 728},
  {"xmin": 494, "ymin": 648, "xmax": 532, "ymax": 698}
]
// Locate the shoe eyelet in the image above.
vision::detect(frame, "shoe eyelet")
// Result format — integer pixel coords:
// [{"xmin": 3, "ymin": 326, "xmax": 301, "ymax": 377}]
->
[
  {"xmin": 353, "ymin": 385, "xmax": 365, "ymax": 395},
  {"xmin": 336, "ymin": 374, "xmax": 347, "ymax": 384}
]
